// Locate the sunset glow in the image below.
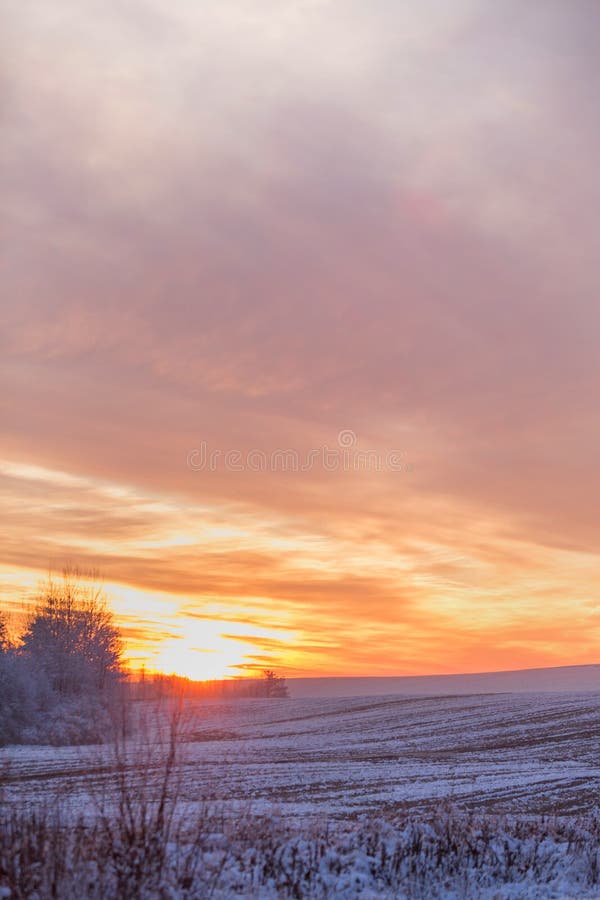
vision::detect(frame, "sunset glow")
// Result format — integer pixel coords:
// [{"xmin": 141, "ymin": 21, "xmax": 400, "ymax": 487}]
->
[{"xmin": 3, "ymin": 0, "xmax": 600, "ymax": 679}]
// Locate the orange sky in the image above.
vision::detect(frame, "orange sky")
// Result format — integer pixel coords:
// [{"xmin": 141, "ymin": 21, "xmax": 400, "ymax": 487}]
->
[{"xmin": 2, "ymin": 1, "xmax": 600, "ymax": 679}]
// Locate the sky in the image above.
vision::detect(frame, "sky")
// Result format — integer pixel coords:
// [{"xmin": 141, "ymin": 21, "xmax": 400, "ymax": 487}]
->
[{"xmin": 2, "ymin": 0, "xmax": 600, "ymax": 679}]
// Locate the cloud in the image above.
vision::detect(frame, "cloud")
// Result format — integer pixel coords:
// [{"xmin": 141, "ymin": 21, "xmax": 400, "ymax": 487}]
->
[{"xmin": 2, "ymin": 0, "xmax": 600, "ymax": 675}]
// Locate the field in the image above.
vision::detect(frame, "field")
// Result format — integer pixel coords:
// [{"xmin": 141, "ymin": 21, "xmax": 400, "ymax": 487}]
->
[
  {"xmin": 3, "ymin": 691, "xmax": 600, "ymax": 897},
  {"xmin": 4, "ymin": 691, "xmax": 600, "ymax": 817}
]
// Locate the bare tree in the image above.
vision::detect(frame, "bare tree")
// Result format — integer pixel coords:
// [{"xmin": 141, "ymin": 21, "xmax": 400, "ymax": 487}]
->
[{"xmin": 0, "ymin": 611, "xmax": 9, "ymax": 653}]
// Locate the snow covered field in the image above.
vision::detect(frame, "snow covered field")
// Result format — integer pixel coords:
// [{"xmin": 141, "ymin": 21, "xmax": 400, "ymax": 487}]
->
[
  {"xmin": 3, "ymin": 691, "xmax": 600, "ymax": 818},
  {"xmin": 3, "ymin": 692, "xmax": 600, "ymax": 897}
]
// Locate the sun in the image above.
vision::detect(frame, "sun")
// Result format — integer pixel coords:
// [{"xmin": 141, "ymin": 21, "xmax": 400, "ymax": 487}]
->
[{"xmin": 147, "ymin": 637, "xmax": 249, "ymax": 681}]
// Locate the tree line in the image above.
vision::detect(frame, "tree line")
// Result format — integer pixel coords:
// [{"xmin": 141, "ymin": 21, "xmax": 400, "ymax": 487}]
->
[{"xmin": 133, "ymin": 667, "xmax": 289, "ymax": 701}]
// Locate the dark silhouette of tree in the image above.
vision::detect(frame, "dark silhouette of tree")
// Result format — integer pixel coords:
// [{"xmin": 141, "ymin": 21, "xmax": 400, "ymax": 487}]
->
[{"xmin": 261, "ymin": 669, "xmax": 289, "ymax": 698}]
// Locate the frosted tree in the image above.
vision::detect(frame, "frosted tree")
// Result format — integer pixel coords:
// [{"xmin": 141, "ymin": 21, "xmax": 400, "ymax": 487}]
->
[{"xmin": 21, "ymin": 569, "xmax": 122, "ymax": 695}]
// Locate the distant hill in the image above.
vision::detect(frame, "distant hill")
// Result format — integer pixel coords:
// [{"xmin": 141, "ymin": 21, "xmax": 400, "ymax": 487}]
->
[{"xmin": 288, "ymin": 664, "xmax": 600, "ymax": 698}]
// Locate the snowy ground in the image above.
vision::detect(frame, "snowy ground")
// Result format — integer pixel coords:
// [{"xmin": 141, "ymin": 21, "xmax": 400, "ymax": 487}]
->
[
  {"xmin": 3, "ymin": 691, "xmax": 600, "ymax": 819},
  {"xmin": 3, "ymin": 693, "xmax": 600, "ymax": 897}
]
